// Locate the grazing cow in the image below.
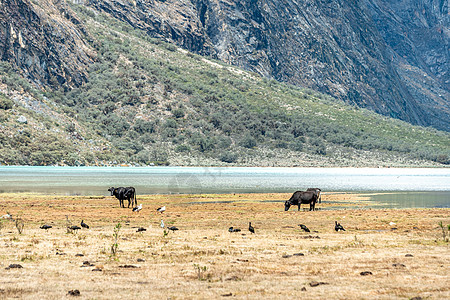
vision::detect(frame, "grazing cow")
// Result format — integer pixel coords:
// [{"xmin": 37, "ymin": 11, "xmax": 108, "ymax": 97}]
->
[
  {"xmin": 284, "ymin": 191, "xmax": 318, "ymax": 211},
  {"xmin": 307, "ymin": 188, "xmax": 322, "ymax": 203},
  {"xmin": 108, "ymin": 187, "xmax": 137, "ymax": 208}
]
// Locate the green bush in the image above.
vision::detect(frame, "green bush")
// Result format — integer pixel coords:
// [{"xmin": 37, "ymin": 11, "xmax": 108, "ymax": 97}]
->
[{"xmin": 0, "ymin": 94, "xmax": 13, "ymax": 110}]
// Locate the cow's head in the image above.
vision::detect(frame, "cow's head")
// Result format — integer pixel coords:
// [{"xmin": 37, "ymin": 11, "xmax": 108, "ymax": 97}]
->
[
  {"xmin": 284, "ymin": 201, "xmax": 291, "ymax": 211},
  {"xmin": 107, "ymin": 187, "xmax": 115, "ymax": 196}
]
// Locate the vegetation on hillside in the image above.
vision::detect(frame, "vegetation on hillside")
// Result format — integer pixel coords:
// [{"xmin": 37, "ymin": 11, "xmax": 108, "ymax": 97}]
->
[{"xmin": 0, "ymin": 4, "xmax": 448, "ymax": 166}]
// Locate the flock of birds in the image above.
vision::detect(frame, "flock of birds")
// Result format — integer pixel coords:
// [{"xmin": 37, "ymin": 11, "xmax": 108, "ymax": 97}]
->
[{"xmin": 8, "ymin": 201, "xmax": 346, "ymax": 234}]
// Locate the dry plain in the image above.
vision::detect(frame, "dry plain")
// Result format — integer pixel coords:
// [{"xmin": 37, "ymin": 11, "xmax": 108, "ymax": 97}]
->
[{"xmin": 0, "ymin": 192, "xmax": 449, "ymax": 299}]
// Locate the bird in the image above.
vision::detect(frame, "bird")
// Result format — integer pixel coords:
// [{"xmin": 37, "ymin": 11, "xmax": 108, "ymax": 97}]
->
[
  {"xmin": 167, "ymin": 226, "xmax": 179, "ymax": 232},
  {"xmin": 81, "ymin": 220, "xmax": 89, "ymax": 229},
  {"xmin": 157, "ymin": 206, "xmax": 166, "ymax": 213},
  {"xmin": 299, "ymin": 224, "xmax": 310, "ymax": 232},
  {"xmin": 136, "ymin": 227, "xmax": 146, "ymax": 232},
  {"xmin": 40, "ymin": 225, "xmax": 52, "ymax": 230},
  {"xmin": 228, "ymin": 227, "xmax": 241, "ymax": 233},
  {"xmin": 160, "ymin": 219, "xmax": 165, "ymax": 228},
  {"xmin": 1, "ymin": 212, "xmax": 12, "ymax": 219},
  {"xmin": 133, "ymin": 204, "xmax": 142, "ymax": 212},
  {"xmin": 335, "ymin": 221, "xmax": 346, "ymax": 232},
  {"xmin": 249, "ymin": 222, "xmax": 255, "ymax": 234},
  {"xmin": 69, "ymin": 225, "xmax": 81, "ymax": 232}
]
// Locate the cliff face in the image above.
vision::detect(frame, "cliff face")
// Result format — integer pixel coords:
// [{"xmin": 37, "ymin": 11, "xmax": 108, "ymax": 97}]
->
[
  {"xmin": 85, "ymin": 0, "xmax": 449, "ymax": 131},
  {"xmin": 0, "ymin": 0, "xmax": 93, "ymax": 88}
]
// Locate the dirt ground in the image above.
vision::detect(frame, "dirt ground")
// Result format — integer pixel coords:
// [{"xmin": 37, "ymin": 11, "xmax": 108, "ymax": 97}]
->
[{"xmin": 0, "ymin": 192, "xmax": 449, "ymax": 299}]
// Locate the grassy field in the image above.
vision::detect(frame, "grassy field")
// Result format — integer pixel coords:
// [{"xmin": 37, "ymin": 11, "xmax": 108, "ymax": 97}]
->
[{"xmin": 0, "ymin": 193, "xmax": 449, "ymax": 299}]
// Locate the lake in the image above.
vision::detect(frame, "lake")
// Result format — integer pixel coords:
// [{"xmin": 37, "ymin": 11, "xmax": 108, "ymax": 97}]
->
[{"xmin": 0, "ymin": 166, "xmax": 449, "ymax": 208}]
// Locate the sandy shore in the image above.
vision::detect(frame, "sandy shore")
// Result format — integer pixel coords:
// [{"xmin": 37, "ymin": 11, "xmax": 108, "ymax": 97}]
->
[{"xmin": 0, "ymin": 192, "xmax": 449, "ymax": 299}]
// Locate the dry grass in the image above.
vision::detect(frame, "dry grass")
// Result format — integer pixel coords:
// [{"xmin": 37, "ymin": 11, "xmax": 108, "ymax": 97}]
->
[{"xmin": 0, "ymin": 193, "xmax": 449, "ymax": 299}]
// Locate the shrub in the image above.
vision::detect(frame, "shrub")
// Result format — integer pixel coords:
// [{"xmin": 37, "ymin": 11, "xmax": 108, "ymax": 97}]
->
[
  {"xmin": 172, "ymin": 108, "xmax": 185, "ymax": 118},
  {"xmin": 0, "ymin": 94, "xmax": 13, "ymax": 110},
  {"xmin": 239, "ymin": 133, "xmax": 257, "ymax": 149},
  {"xmin": 220, "ymin": 151, "xmax": 238, "ymax": 163},
  {"xmin": 175, "ymin": 144, "xmax": 190, "ymax": 152}
]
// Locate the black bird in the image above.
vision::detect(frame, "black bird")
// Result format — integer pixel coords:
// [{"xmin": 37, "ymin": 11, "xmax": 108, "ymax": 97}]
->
[
  {"xmin": 335, "ymin": 221, "xmax": 346, "ymax": 232},
  {"xmin": 249, "ymin": 222, "xmax": 255, "ymax": 234},
  {"xmin": 69, "ymin": 225, "xmax": 81, "ymax": 232},
  {"xmin": 40, "ymin": 225, "xmax": 52, "ymax": 230},
  {"xmin": 299, "ymin": 224, "xmax": 310, "ymax": 232},
  {"xmin": 228, "ymin": 227, "xmax": 241, "ymax": 233},
  {"xmin": 81, "ymin": 220, "xmax": 89, "ymax": 229},
  {"xmin": 136, "ymin": 227, "xmax": 146, "ymax": 232},
  {"xmin": 167, "ymin": 226, "xmax": 179, "ymax": 232}
]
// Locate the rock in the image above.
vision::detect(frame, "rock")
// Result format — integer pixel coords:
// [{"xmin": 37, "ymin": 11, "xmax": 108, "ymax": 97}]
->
[
  {"xmin": 360, "ymin": 271, "xmax": 373, "ymax": 276},
  {"xmin": 75, "ymin": 254, "xmax": 84, "ymax": 257},
  {"xmin": 17, "ymin": 116, "xmax": 27, "ymax": 124},
  {"xmin": 405, "ymin": 254, "xmax": 414, "ymax": 257},
  {"xmin": 81, "ymin": 261, "xmax": 94, "ymax": 267},
  {"xmin": 5, "ymin": 264, "xmax": 23, "ymax": 269},
  {"xmin": 67, "ymin": 289, "xmax": 80, "ymax": 296},
  {"xmin": 293, "ymin": 253, "xmax": 305, "ymax": 256},
  {"xmin": 309, "ymin": 281, "xmax": 329, "ymax": 287},
  {"xmin": 221, "ymin": 293, "xmax": 232, "ymax": 297},
  {"xmin": 119, "ymin": 265, "xmax": 139, "ymax": 268}
]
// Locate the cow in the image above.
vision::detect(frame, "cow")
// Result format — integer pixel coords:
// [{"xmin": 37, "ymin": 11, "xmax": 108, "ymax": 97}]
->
[
  {"xmin": 307, "ymin": 188, "xmax": 322, "ymax": 203},
  {"xmin": 108, "ymin": 187, "xmax": 137, "ymax": 208},
  {"xmin": 284, "ymin": 191, "xmax": 318, "ymax": 211}
]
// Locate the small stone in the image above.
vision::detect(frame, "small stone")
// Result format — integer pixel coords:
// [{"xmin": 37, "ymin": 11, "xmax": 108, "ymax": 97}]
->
[
  {"xmin": 282, "ymin": 255, "xmax": 292, "ymax": 258},
  {"xmin": 67, "ymin": 289, "xmax": 80, "ymax": 296},
  {"xmin": 119, "ymin": 265, "xmax": 139, "ymax": 268},
  {"xmin": 137, "ymin": 258, "xmax": 145, "ymax": 262},
  {"xmin": 410, "ymin": 297, "xmax": 422, "ymax": 300},
  {"xmin": 309, "ymin": 281, "xmax": 328, "ymax": 287},
  {"xmin": 221, "ymin": 293, "xmax": 232, "ymax": 297},
  {"xmin": 392, "ymin": 263, "xmax": 406, "ymax": 268},
  {"xmin": 5, "ymin": 264, "xmax": 23, "ymax": 269},
  {"xmin": 301, "ymin": 287, "xmax": 307, "ymax": 291},
  {"xmin": 405, "ymin": 254, "xmax": 414, "ymax": 257},
  {"xmin": 75, "ymin": 254, "xmax": 84, "ymax": 257},
  {"xmin": 360, "ymin": 271, "xmax": 372, "ymax": 276},
  {"xmin": 92, "ymin": 268, "xmax": 102, "ymax": 272},
  {"xmin": 17, "ymin": 116, "xmax": 27, "ymax": 124},
  {"xmin": 293, "ymin": 253, "xmax": 305, "ymax": 256}
]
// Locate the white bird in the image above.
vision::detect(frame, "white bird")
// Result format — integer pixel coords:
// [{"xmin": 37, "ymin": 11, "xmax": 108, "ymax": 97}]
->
[
  {"xmin": 160, "ymin": 219, "xmax": 165, "ymax": 228},
  {"xmin": 1, "ymin": 212, "xmax": 12, "ymax": 219},
  {"xmin": 389, "ymin": 222, "xmax": 396, "ymax": 226},
  {"xmin": 157, "ymin": 206, "xmax": 166, "ymax": 213},
  {"xmin": 133, "ymin": 204, "xmax": 142, "ymax": 212}
]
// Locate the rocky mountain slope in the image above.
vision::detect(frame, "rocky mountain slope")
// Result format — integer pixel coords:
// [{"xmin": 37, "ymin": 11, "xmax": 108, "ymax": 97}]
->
[
  {"xmin": 1, "ymin": 0, "xmax": 448, "ymax": 131},
  {"xmin": 0, "ymin": 0, "xmax": 93, "ymax": 88},
  {"xmin": 86, "ymin": 0, "xmax": 449, "ymax": 131}
]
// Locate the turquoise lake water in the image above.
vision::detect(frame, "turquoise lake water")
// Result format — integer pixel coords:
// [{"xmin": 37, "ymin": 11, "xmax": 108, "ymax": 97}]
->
[{"xmin": 0, "ymin": 166, "xmax": 448, "ymax": 208}]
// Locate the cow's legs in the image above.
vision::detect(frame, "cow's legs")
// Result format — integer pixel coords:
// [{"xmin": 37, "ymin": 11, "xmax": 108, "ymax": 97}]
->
[{"xmin": 298, "ymin": 204, "xmax": 301, "ymax": 211}]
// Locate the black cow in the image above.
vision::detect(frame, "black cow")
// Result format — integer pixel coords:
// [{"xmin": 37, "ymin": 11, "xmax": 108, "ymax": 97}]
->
[
  {"xmin": 108, "ymin": 187, "xmax": 137, "ymax": 208},
  {"xmin": 284, "ymin": 191, "xmax": 318, "ymax": 211},
  {"xmin": 307, "ymin": 188, "xmax": 322, "ymax": 203}
]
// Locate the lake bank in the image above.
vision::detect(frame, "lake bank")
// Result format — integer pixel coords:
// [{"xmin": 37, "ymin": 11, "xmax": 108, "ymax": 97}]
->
[{"xmin": 0, "ymin": 192, "xmax": 448, "ymax": 299}]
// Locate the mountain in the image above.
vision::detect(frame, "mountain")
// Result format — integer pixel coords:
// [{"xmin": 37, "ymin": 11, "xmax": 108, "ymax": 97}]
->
[
  {"xmin": 84, "ymin": 0, "xmax": 449, "ymax": 131},
  {"xmin": 0, "ymin": 0, "xmax": 448, "ymax": 167}
]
